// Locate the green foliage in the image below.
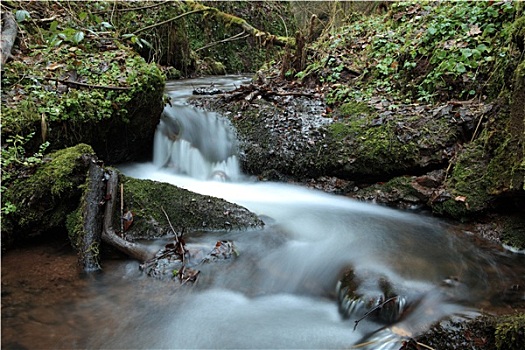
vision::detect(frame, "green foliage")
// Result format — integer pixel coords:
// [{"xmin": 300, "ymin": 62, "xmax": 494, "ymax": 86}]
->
[
  {"xmin": 295, "ymin": 1, "xmax": 520, "ymax": 106},
  {"xmin": 2, "ymin": 3, "xmax": 166, "ymax": 160},
  {"xmin": 1, "ymin": 133, "xmax": 49, "ymax": 215},
  {"xmin": 495, "ymin": 313, "xmax": 525, "ymax": 350},
  {"xmin": 3, "ymin": 144, "xmax": 94, "ymax": 235},
  {"xmin": 15, "ymin": 10, "xmax": 30, "ymax": 23},
  {"xmin": 114, "ymin": 1, "xmax": 294, "ymax": 75}
]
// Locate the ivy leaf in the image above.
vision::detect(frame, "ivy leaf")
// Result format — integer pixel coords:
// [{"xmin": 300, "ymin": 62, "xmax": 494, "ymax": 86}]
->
[
  {"xmin": 139, "ymin": 38, "xmax": 153, "ymax": 49},
  {"xmin": 73, "ymin": 31, "xmax": 85, "ymax": 44},
  {"xmin": 15, "ymin": 10, "xmax": 30, "ymax": 23},
  {"xmin": 427, "ymin": 26, "xmax": 437, "ymax": 35},
  {"xmin": 455, "ymin": 62, "xmax": 467, "ymax": 74}
]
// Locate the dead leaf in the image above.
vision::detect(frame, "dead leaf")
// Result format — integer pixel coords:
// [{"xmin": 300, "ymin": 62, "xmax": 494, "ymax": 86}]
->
[
  {"xmin": 454, "ymin": 195, "xmax": 467, "ymax": 202},
  {"xmin": 46, "ymin": 62, "xmax": 64, "ymax": 71},
  {"xmin": 468, "ymin": 25, "xmax": 482, "ymax": 36},
  {"xmin": 122, "ymin": 210, "xmax": 133, "ymax": 231},
  {"xmin": 391, "ymin": 326, "xmax": 412, "ymax": 337}
]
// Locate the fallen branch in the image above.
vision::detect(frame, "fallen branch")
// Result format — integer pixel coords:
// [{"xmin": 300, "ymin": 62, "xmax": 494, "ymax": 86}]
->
[
  {"xmin": 185, "ymin": 1, "xmax": 294, "ymax": 48},
  {"xmin": 46, "ymin": 77, "xmax": 132, "ymax": 91},
  {"xmin": 78, "ymin": 157, "xmax": 106, "ymax": 272},
  {"xmin": 102, "ymin": 169, "xmax": 155, "ymax": 262},
  {"xmin": 1, "ymin": 11, "xmax": 18, "ymax": 70},
  {"xmin": 224, "ymin": 84, "xmax": 314, "ymax": 102}
]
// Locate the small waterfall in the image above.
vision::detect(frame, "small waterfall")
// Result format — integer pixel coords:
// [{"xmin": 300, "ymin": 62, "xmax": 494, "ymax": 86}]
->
[{"xmin": 153, "ymin": 103, "xmax": 242, "ymax": 181}]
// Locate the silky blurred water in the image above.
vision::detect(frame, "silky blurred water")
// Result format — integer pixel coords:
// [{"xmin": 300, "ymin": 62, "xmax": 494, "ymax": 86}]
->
[{"xmin": 3, "ymin": 75, "xmax": 523, "ymax": 350}]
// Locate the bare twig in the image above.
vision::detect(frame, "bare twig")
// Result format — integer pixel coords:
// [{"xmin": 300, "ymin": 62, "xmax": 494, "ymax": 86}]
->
[
  {"xmin": 353, "ymin": 296, "xmax": 398, "ymax": 331},
  {"xmin": 120, "ymin": 183, "xmax": 124, "ymax": 234},
  {"xmin": 470, "ymin": 112, "xmax": 486, "ymax": 142},
  {"xmin": 93, "ymin": 1, "xmax": 170, "ymax": 14},
  {"xmin": 161, "ymin": 206, "xmax": 179, "ymax": 243},
  {"xmin": 44, "ymin": 77, "xmax": 132, "ymax": 91},
  {"xmin": 195, "ymin": 31, "xmax": 250, "ymax": 52},
  {"xmin": 415, "ymin": 341, "xmax": 436, "ymax": 350},
  {"xmin": 132, "ymin": 8, "xmax": 208, "ymax": 35}
]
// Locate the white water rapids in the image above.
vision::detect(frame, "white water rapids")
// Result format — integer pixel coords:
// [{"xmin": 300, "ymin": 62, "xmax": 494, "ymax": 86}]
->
[{"xmin": 114, "ymin": 75, "xmax": 509, "ymax": 349}]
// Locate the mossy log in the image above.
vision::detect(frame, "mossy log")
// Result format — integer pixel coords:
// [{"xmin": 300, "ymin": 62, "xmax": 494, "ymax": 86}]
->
[{"xmin": 185, "ymin": 1, "xmax": 295, "ymax": 48}]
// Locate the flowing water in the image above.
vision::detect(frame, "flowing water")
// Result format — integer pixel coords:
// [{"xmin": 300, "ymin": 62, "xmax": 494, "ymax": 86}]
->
[{"xmin": 2, "ymin": 75, "xmax": 524, "ymax": 350}]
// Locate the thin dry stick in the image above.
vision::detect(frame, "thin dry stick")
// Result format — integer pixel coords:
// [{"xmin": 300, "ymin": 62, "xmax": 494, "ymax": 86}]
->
[
  {"xmin": 120, "ymin": 183, "xmax": 124, "ymax": 234},
  {"xmin": 48, "ymin": 78, "xmax": 132, "ymax": 91},
  {"xmin": 161, "ymin": 206, "xmax": 178, "ymax": 243},
  {"xmin": 93, "ymin": 1, "xmax": 170, "ymax": 14},
  {"xmin": 416, "ymin": 342, "xmax": 436, "ymax": 350},
  {"xmin": 161, "ymin": 206, "xmax": 185, "ymax": 265},
  {"xmin": 470, "ymin": 112, "xmax": 486, "ymax": 142},
  {"xmin": 353, "ymin": 296, "xmax": 398, "ymax": 331}
]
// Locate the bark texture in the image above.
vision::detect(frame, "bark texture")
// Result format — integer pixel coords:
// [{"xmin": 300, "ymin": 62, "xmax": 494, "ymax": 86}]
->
[
  {"xmin": 0, "ymin": 11, "xmax": 17, "ymax": 69},
  {"xmin": 102, "ymin": 168, "xmax": 155, "ymax": 263}
]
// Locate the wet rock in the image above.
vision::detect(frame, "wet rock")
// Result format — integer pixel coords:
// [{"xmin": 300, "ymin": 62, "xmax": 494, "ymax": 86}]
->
[
  {"xmin": 413, "ymin": 313, "xmax": 525, "ymax": 350},
  {"xmin": 415, "ymin": 170, "xmax": 445, "ymax": 188},
  {"xmin": 193, "ymin": 87, "xmax": 224, "ymax": 96},
  {"xmin": 193, "ymin": 79, "xmax": 494, "ymax": 186},
  {"xmin": 141, "ymin": 240, "xmax": 237, "ymax": 282},
  {"xmin": 337, "ymin": 269, "xmax": 411, "ymax": 325},
  {"xmin": 121, "ymin": 176, "xmax": 264, "ymax": 240}
]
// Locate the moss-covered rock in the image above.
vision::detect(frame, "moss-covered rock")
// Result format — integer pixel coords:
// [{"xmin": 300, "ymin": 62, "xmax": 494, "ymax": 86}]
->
[
  {"xmin": 438, "ymin": 57, "xmax": 525, "ymax": 219},
  {"xmin": 197, "ymin": 93, "xmax": 463, "ymax": 183},
  {"xmin": 1, "ymin": 50, "xmax": 165, "ymax": 164},
  {"xmin": 2, "ymin": 144, "xmax": 95, "ymax": 247},
  {"xmin": 500, "ymin": 215, "xmax": 525, "ymax": 251},
  {"xmin": 120, "ymin": 176, "xmax": 264, "ymax": 240},
  {"xmin": 1, "ymin": 2, "xmax": 166, "ymax": 164}
]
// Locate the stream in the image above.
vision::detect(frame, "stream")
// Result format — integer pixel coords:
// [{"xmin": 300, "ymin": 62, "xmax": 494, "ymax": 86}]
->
[{"xmin": 2, "ymin": 75, "xmax": 524, "ymax": 350}]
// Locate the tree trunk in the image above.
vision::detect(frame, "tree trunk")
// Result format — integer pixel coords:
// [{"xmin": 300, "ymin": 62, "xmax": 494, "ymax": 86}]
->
[
  {"xmin": 79, "ymin": 159, "xmax": 106, "ymax": 272},
  {"xmin": 1, "ymin": 11, "xmax": 17, "ymax": 69}
]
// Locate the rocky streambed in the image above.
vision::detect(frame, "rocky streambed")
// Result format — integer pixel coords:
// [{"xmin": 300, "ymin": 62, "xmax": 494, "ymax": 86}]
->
[{"xmin": 192, "ymin": 77, "xmax": 525, "ymax": 253}]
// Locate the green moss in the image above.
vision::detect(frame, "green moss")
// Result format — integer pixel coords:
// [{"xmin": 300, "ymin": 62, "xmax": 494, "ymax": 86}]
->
[
  {"xmin": 1, "ymin": 19, "xmax": 165, "ymax": 162},
  {"xmin": 327, "ymin": 118, "xmax": 418, "ymax": 176},
  {"xmin": 440, "ymin": 60, "xmax": 524, "ymax": 218},
  {"xmin": 3, "ymin": 144, "xmax": 94, "ymax": 238},
  {"xmin": 495, "ymin": 313, "xmax": 525, "ymax": 350},
  {"xmin": 337, "ymin": 101, "xmax": 374, "ymax": 117},
  {"xmin": 27, "ymin": 144, "xmax": 93, "ymax": 199},
  {"xmin": 444, "ymin": 143, "xmax": 492, "ymax": 214},
  {"xmin": 121, "ymin": 176, "xmax": 263, "ymax": 239},
  {"xmin": 66, "ymin": 207, "xmax": 83, "ymax": 250},
  {"xmin": 500, "ymin": 215, "xmax": 525, "ymax": 250}
]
